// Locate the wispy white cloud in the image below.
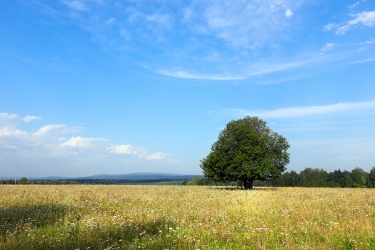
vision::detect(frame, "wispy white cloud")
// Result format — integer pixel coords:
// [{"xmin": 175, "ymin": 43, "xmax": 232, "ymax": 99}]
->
[
  {"xmin": 0, "ymin": 113, "xmax": 18, "ymax": 122},
  {"xmin": 321, "ymin": 43, "xmax": 336, "ymax": 52},
  {"xmin": 224, "ymin": 100, "xmax": 375, "ymax": 119},
  {"xmin": 0, "ymin": 113, "xmax": 171, "ymax": 162},
  {"xmin": 107, "ymin": 144, "xmax": 169, "ymax": 161},
  {"xmin": 348, "ymin": 1, "xmax": 361, "ymax": 9},
  {"xmin": 127, "ymin": 8, "xmax": 172, "ymax": 29},
  {"xmin": 0, "ymin": 113, "xmax": 41, "ymax": 128},
  {"xmin": 61, "ymin": 136, "xmax": 108, "ymax": 148},
  {"xmin": 31, "ymin": 0, "xmax": 65, "ymax": 17},
  {"xmin": 107, "ymin": 144, "xmax": 145, "ymax": 155},
  {"xmin": 254, "ymin": 74, "xmax": 311, "ymax": 85},
  {"xmin": 342, "ymin": 57, "xmax": 375, "ymax": 65},
  {"xmin": 34, "ymin": 124, "xmax": 79, "ymax": 137},
  {"xmin": 285, "ymin": 9, "xmax": 293, "ymax": 18},
  {"xmin": 314, "ymin": 43, "xmax": 337, "ymax": 56},
  {"xmin": 153, "ymin": 51, "xmax": 346, "ymax": 81},
  {"xmin": 38, "ymin": 0, "xmax": 302, "ymax": 50},
  {"xmin": 29, "ymin": 1, "xmax": 372, "ymax": 83},
  {"xmin": 195, "ymin": 1, "xmax": 300, "ymax": 48},
  {"xmin": 0, "ymin": 113, "xmax": 76, "ymax": 138},
  {"xmin": 335, "ymin": 11, "xmax": 375, "ymax": 35},
  {"xmin": 62, "ymin": 0, "xmax": 88, "ymax": 11},
  {"xmin": 246, "ymin": 58, "xmax": 315, "ymax": 77},
  {"xmin": 146, "ymin": 152, "xmax": 169, "ymax": 160},
  {"xmin": 155, "ymin": 69, "xmax": 245, "ymax": 81},
  {"xmin": 364, "ymin": 38, "xmax": 375, "ymax": 44},
  {"xmin": 146, "ymin": 13, "xmax": 172, "ymax": 28},
  {"xmin": 324, "ymin": 23, "xmax": 336, "ymax": 31},
  {"xmin": 0, "ymin": 127, "xmax": 27, "ymax": 137},
  {"xmin": 23, "ymin": 115, "xmax": 41, "ymax": 123}
]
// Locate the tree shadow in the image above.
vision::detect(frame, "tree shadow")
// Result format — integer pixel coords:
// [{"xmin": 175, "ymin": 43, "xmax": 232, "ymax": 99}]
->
[
  {"xmin": 0, "ymin": 203, "xmax": 68, "ymax": 237},
  {"xmin": 52, "ymin": 218, "xmax": 185, "ymax": 250},
  {"xmin": 0, "ymin": 203, "xmax": 188, "ymax": 249}
]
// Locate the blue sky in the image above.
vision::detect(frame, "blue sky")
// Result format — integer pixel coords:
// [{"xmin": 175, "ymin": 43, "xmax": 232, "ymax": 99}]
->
[{"xmin": 1, "ymin": 0, "xmax": 375, "ymax": 178}]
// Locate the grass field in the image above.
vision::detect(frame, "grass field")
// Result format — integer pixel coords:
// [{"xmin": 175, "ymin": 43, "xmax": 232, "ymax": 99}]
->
[{"xmin": 1, "ymin": 185, "xmax": 374, "ymax": 249}]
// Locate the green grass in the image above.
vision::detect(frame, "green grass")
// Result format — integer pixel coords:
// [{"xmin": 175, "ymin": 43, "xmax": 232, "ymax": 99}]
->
[{"xmin": 1, "ymin": 185, "xmax": 374, "ymax": 249}]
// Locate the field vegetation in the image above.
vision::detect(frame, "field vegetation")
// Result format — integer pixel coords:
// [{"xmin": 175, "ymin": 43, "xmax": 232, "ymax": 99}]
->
[{"xmin": 1, "ymin": 185, "xmax": 374, "ymax": 249}]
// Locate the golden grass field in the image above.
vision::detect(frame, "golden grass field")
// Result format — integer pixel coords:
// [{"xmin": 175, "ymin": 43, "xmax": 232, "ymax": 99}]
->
[{"xmin": 1, "ymin": 185, "xmax": 374, "ymax": 249}]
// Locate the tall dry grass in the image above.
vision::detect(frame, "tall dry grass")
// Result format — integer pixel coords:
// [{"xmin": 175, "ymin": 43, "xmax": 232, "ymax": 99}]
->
[{"xmin": 1, "ymin": 185, "xmax": 374, "ymax": 249}]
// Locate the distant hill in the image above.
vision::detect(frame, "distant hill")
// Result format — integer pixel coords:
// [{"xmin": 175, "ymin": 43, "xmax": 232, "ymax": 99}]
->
[
  {"xmin": 0, "ymin": 176, "xmax": 18, "ymax": 180},
  {"xmin": 72, "ymin": 173, "xmax": 204, "ymax": 180},
  {"xmin": 38, "ymin": 176, "xmax": 71, "ymax": 180},
  {"xmin": 2, "ymin": 173, "xmax": 204, "ymax": 181}
]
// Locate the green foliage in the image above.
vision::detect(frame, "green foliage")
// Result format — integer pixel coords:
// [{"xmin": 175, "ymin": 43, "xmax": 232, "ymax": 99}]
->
[
  {"xmin": 19, "ymin": 177, "xmax": 28, "ymax": 184},
  {"xmin": 186, "ymin": 176, "xmax": 200, "ymax": 185},
  {"xmin": 180, "ymin": 180, "xmax": 189, "ymax": 185},
  {"xmin": 369, "ymin": 166, "xmax": 375, "ymax": 188},
  {"xmin": 261, "ymin": 167, "xmax": 375, "ymax": 188},
  {"xmin": 200, "ymin": 116, "xmax": 290, "ymax": 189},
  {"xmin": 351, "ymin": 167, "xmax": 368, "ymax": 187}
]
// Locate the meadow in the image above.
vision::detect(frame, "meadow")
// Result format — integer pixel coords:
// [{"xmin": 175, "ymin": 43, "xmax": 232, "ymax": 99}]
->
[{"xmin": 1, "ymin": 185, "xmax": 374, "ymax": 249}]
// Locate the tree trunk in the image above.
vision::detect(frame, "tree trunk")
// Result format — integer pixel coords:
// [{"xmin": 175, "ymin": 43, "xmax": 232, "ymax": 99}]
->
[{"xmin": 243, "ymin": 179, "xmax": 253, "ymax": 190}]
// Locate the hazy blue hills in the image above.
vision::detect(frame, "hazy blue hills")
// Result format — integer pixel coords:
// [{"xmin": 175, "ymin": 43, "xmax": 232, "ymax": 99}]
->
[
  {"xmin": 77, "ymin": 173, "xmax": 203, "ymax": 180},
  {"xmin": 1, "ymin": 173, "xmax": 203, "ymax": 180}
]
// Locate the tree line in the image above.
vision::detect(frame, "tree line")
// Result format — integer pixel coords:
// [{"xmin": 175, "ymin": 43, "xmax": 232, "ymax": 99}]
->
[
  {"xmin": 0, "ymin": 177, "xmax": 189, "ymax": 185},
  {"xmin": 184, "ymin": 166, "xmax": 375, "ymax": 188},
  {"xmin": 3, "ymin": 167, "xmax": 375, "ymax": 187},
  {"xmin": 259, "ymin": 167, "xmax": 375, "ymax": 188},
  {"xmin": 0, "ymin": 178, "xmax": 79, "ymax": 185}
]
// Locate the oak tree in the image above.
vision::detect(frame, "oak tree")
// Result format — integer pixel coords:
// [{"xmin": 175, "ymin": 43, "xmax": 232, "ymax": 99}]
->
[{"xmin": 200, "ymin": 116, "xmax": 290, "ymax": 189}]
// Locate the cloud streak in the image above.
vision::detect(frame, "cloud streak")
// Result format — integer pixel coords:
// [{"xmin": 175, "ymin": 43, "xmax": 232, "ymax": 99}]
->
[
  {"xmin": 34, "ymin": 124, "xmax": 79, "ymax": 137},
  {"xmin": 194, "ymin": 1, "xmax": 299, "ymax": 48},
  {"xmin": 335, "ymin": 11, "xmax": 375, "ymax": 35},
  {"xmin": 155, "ymin": 69, "xmax": 245, "ymax": 81},
  {"xmin": 0, "ymin": 113, "xmax": 41, "ymax": 126},
  {"xmin": 61, "ymin": 136, "xmax": 109, "ymax": 148},
  {"xmin": 224, "ymin": 100, "xmax": 375, "ymax": 119},
  {"xmin": 107, "ymin": 144, "xmax": 169, "ymax": 161},
  {"xmin": 154, "ymin": 53, "xmax": 338, "ymax": 81},
  {"xmin": 62, "ymin": 0, "xmax": 88, "ymax": 11}
]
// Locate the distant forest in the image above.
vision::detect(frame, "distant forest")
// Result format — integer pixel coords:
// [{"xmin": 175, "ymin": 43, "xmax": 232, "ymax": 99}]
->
[
  {"xmin": 185, "ymin": 167, "xmax": 375, "ymax": 188},
  {"xmin": 2, "ymin": 166, "xmax": 375, "ymax": 188},
  {"xmin": 259, "ymin": 167, "xmax": 375, "ymax": 188},
  {"xmin": 0, "ymin": 178, "xmax": 187, "ymax": 185}
]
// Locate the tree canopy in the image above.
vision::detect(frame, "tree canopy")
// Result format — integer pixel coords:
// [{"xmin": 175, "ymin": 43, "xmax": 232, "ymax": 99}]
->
[{"xmin": 200, "ymin": 116, "xmax": 290, "ymax": 189}]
